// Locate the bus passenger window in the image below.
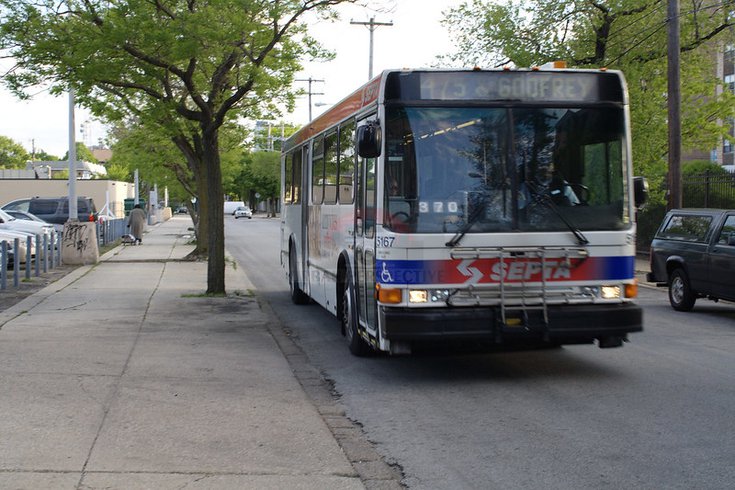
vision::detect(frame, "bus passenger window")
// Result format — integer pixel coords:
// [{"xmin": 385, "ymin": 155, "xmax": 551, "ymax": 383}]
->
[
  {"xmin": 284, "ymin": 152, "xmax": 293, "ymax": 204},
  {"xmin": 293, "ymin": 147, "xmax": 302, "ymax": 204},
  {"xmin": 365, "ymin": 157, "xmax": 376, "ymax": 238},
  {"xmin": 324, "ymin": 131, "xmax": 338, "ymax": 204},
  {"xmin": 339, "ymin": 120, "xmax": 356, "ymax": 204},
  {"xmin": 312, "ymin": 137, "xmax": 325, "ymax": 204}
]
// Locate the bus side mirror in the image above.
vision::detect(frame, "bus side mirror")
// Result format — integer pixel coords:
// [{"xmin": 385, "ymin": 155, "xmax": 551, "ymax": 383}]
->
[
  {"xmin": 633, "ymin": 176, "xmax": 648, "ymax": 208},
  {"xmin": 357, "ymin": 121, "xmax": 382, "ymax": 158}
]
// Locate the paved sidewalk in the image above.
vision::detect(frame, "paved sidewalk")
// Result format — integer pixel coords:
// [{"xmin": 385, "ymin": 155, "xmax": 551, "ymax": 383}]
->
[{"xmin": 0, "ymin": 217, "xmax": 394, "ymax": 489}]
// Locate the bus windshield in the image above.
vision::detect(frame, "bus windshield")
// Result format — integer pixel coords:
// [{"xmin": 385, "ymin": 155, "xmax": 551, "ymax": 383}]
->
[{"xmin": 384, "ymin": 106, "xmax": 630, "ymax": 234}]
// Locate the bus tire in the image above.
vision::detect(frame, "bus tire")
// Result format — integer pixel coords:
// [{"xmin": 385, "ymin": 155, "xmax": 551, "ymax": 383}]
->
[
  {"xmin": 289, "ymin": 247, "xmax": 309, "ymax": 305},
  {"xmin": 669, "ymin": 268, "xmax": 696, "ymax": 312},
  {"xmin": 342, "ymin": 278, "xmax": 372, "ymax": 357}
]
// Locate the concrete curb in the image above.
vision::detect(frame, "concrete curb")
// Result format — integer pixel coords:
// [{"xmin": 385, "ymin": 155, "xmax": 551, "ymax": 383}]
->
[
  {"xmin": 225, "ymin": 252, "xmax": 405, "ymax": 489},
  {"xmin": 254, "ymin": 293, "xmax": 405, "ymax": 490}
]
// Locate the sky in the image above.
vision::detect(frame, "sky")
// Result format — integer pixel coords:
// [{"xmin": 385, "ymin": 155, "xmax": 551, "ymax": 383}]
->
[{"xmin": 0, "ymin": 0, "xmax": 466, "ymax": 157}]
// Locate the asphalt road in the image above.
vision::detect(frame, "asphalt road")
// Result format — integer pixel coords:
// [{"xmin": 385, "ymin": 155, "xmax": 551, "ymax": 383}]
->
[{"xmin": 226, "ymin": 216, "xmax": 735, "ymax": 490}]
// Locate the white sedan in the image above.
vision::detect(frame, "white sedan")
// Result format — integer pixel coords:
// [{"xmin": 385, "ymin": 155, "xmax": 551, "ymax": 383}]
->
[
  {"xmin": 0, "ymin": 208, "xmax": 54, "ymax": 238},
  {"xmin": 0, "ymin": 229, "xmax": 37, "ymax": 266},
  {"xmin": 234, "ymin": 206, "xmax": 253, "ymax": 219}
]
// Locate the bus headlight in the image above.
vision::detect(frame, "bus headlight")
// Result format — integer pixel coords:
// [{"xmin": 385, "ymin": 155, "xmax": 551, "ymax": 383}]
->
[
  {"xmin": 408, "ymin": 290, "xmax": 428, "ymax": 303},
  {"xmin": 408, "ymin": 289, "xmax": 450, "ymax": 303},
  {"xmin": 600, "ymin": 285, "xmax": 622, "ymax": 299}
]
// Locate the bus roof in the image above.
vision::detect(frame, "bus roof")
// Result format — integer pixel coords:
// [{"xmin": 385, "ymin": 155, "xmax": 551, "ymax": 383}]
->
[
  {"xmin": 282, "ymin": 67, "xmax": 626, "ymax": 153},
  {"xmin": 283, "ymin": 72, "xmax": 386, "ymax": 152}
]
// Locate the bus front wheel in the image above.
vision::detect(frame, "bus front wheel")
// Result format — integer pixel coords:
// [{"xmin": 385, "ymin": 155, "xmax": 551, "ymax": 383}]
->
[
  {"xmin": 342, "ymin": 279, "xmax": 372, "ymax": 357},
  {"xmin": 289, "ymin": 248, "xmax": 309, "ymax": 305}
]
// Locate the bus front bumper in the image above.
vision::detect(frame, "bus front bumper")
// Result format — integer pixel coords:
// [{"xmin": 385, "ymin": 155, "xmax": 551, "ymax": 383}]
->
[{"xmin": 380, "ymin": 303, "xmax": 642, "ymax": 345}]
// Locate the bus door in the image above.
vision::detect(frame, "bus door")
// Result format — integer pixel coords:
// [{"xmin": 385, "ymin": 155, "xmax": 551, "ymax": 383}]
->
[
  {"xmin": 300, "ymin": 144, "xmax": 311, "ymax": 296},
  {"xmin": 355, "ymin": 119, "xmax": 378, "ymax": 336}
]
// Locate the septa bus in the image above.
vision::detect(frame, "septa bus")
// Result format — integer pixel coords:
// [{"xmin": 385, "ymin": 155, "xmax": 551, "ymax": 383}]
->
[{"xmin": 281, "ymin": 68, "xmax": 648, "ymax": 356}]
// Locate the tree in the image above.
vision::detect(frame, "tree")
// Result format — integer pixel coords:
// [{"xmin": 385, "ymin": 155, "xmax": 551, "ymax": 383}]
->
[
  {"xmin": 33, "ymin": 149, "xmax": 60, "ymax": 161},
  {"xmin": 1, "ymin": 0, "xmax": 354, "ymax": 294},
  {"xmin": 62, "ymin": 142, "xmax": 97, "ymax": 163},
  {"xmin": 238, "ymin": 150, "xmax": 281, "ymax": 216},
  {"xmin": 109, "ymin": 121, "xmax": 247, "ymax": 244},
  {"xmin": 0, "ymin": 135, "xmax": 30, "ymax": 169},
  {"xmin": 441, "ymin": 0, "xmax": 735, "ymax": 205}
]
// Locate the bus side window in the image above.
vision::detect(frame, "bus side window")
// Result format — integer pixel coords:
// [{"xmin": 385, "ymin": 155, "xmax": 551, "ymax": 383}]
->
[
  {"xmin": 284, "ymin": 152, "xmax": 293, "ymax": 204},
  {"xmin": 324, "ymin": 131, "xmax": 338, "ymax": 204},
  {"xmin": 312, "ymin": 136, "xmax": 325, "ymax": 204},
  {"xmin": 293, "ymin": 146, "xmax": 302, "ymax": 204},
  {"xmin": 365, "ymin": 157, "xmax": 376, "ymax": 238},
  {"xmin": 339, "ymin": 120, "xmax": 356, "ymax": 204}
]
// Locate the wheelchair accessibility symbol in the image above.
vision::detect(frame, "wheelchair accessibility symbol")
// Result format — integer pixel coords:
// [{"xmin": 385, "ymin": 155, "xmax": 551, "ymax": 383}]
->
[{"xmin": 380, "ymin": 262, "xmax": 394, "ymax": 283}]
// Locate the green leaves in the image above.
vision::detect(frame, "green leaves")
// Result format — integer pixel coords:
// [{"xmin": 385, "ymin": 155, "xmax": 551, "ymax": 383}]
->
[
  {"xmin": 442, "ymin": 0, "xmax": 735, "ymax": 206},
  {"xmin": 0, "ymin": 135, "xmax": 30, "ymax": 169}
]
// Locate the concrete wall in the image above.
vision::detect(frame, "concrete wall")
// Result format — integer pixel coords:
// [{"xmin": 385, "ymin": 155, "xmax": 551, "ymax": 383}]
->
[{"xmin": 0, "ymin": 179, "xmax": 135, "ymax": 218}]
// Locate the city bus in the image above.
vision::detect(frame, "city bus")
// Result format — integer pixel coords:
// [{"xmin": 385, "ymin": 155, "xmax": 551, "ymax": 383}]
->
[{"xmin": 281, "ymin": 67, "xmax": 647, "ymax": 356}]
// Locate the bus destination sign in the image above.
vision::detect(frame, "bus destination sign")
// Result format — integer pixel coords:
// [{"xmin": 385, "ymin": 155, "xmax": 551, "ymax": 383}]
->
[{"xmin": 388, "ymin": 71, "xmax": 623, "ymax": 104}]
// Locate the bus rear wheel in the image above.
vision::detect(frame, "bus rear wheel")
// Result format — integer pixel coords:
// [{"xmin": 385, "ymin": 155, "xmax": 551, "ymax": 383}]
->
[{"xmin": 342, "ymin": 279, "xmax": 372, "ymax": 357}]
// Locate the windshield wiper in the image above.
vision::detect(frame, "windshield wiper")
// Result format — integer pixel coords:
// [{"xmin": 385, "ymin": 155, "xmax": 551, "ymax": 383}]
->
[
  {"xmin": 526, "ymin": 182, "xmax": 589, "ymax": 246},
  {"xmin": 446, "ymin": 200, "xmax": 486, "ymax": 247}
]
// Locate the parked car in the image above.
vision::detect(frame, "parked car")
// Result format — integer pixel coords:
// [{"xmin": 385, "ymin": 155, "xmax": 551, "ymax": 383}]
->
[
  {"xmin": 647, "ymin": 208, "xmax": 735, "ymax": 311},
  {"xmin": 234, "ymin": 206, "xmax": 253, "ymax": 219},
  {"xmin": 0, "ymin": 229, "xmax": 37, "ymax": 266},
  {"xmin": 0, "ymin": 208, "xmax": 54, "ymax": 239},
  {"xmin": 225, "ymin": 201, "xmax": 245, "ymax": 215},
  {"xmin": 4, "ymin": 209, "xmax": 49, "ymax": 224},
  {"xmin": 175, "ymin": 206, "xmax": 188, "ymax": 214},
  {"xmin": 2, "ymin": 197, "xmax": 33, "ymax": 213},
  {"xmin": 27, "ymin": 196, "xmax": 97, "ymax": 231}
]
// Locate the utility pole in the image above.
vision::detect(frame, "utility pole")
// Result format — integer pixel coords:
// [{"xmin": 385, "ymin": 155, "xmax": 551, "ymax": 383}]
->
[
  {"xmin": 350, "ymin": 17, "xmax": 393, "ymax": 80},
  {"xmin": 667, "ymin": 0, "xmax": 682, "ymax": 210},
  {"xmin": 295, "ymin": 77, "xmax": 324, "ymax": 121},
  {"xmin": 68, "ymin": 89, "xmax": 77, "ymax": 222}
]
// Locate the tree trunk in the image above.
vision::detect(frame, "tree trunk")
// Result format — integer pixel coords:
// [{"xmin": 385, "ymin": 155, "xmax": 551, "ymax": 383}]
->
[
  {"xmin": 172, "ymin": 135, "xmax": 207, "ymax": 257},
  {"xmin": 196, "ymin": 159, "xmax": 209, "ymax": 257},
  {"xmin": 202, "ymin": 130, "xmax": 225, "ymax": 295}
]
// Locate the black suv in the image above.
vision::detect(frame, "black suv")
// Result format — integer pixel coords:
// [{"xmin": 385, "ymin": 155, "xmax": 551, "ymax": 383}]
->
[
  {"xmin": 27, "ymin": 197, "xmax": 98, "ymax": 229},
  {"xmin": 647, "ymin": 208, "xmax": 735, "ymax": 310}
]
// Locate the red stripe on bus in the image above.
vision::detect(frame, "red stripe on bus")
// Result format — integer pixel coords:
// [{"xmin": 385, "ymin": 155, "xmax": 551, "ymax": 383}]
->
[{"xmin": 287, "ymin": 74, "xmax": 384, "ymax": 148}]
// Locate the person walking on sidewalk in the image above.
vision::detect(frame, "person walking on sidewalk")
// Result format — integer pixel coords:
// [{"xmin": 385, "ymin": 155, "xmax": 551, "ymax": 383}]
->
[{"xmin": 128, "ymin": 204, "xmax": 146, "ymax": 245}]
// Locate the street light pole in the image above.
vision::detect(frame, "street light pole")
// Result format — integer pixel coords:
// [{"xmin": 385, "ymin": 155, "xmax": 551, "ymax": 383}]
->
[
  {"xmin": 350, "ymin": 17, "xmax": 393, "ymax": 80},
  {"xmin": 68, "ymin": 89, "xmax": 77, "ymax": 221}
]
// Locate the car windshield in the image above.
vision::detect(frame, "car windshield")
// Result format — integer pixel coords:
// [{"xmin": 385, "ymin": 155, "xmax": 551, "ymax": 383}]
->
[
  {"xmin": 0, "ymin": 209, "xmax": 17, "ymax": 222},
  {"xmin": 384, "ymin": 106, "xmax": 630, "ymax": 234}
]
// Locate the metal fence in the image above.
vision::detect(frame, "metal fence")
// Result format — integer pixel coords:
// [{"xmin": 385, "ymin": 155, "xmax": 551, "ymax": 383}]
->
[
  {"xmin": 0, "ymin": 218, "xmax": 127, "ymax": 291},
  {"xmin": 97, "ymin": 217, "xmax": 127, "ymax": 246},
  {"xmin": 681, "ymin": 171, "xmax": 735, "ymax": 209},
  {"xmin": 0, "ymin": 232, "xmax": 63, "ymax": 290}
]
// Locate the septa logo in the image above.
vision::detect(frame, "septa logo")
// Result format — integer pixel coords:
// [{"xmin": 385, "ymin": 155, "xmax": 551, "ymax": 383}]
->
[{"xmin": 489, "ymin": 259, "xmax": 572, "ymax": 282}]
